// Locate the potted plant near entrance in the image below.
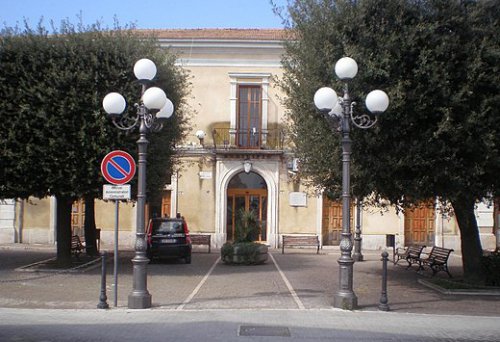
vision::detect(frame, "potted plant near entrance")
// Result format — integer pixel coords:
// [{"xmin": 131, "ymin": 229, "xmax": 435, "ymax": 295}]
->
[{"xmin": 221, "ymin": 209, "xmax": 268, "ymax": 265}]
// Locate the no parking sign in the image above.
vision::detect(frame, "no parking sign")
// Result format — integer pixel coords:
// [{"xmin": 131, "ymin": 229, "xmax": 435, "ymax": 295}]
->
[
  {"xmin": 101, "ymin": 150, "xmax": 136, "ymax": 185},
  {"xmin": 101, "ymin": 150, "xmax": 136, "ymax": 307}
]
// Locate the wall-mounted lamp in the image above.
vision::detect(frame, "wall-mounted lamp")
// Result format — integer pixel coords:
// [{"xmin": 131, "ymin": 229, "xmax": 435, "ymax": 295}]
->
[{"xmin": 195, "ymin": 130, "xmax": 206, "ymax": 146}]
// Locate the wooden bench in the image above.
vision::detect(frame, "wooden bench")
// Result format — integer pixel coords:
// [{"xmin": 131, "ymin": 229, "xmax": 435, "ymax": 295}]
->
[
  {"xmin": 282, "ymin": 235, "xmax": 320, "ymax": 254},
  {"xmin": 190, "ymin": 234, "xmax": 211, "ymax": 253},
  {"xmin": 395, "ymin": 245, "xmax": 426, "ymax": 269},
  {"xmin": 418, "ymin": 246, "xmax": 454, "ymax": 277},
  {"xmin": 71, "ymin": 235, "xmax": 84, "ymax": 258}
]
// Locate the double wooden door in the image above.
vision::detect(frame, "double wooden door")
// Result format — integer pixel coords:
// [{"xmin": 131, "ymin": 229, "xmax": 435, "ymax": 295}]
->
[
  {"xmin": 71, "ymin": 199, "xmax": 85, "ymax": 236},
  {"xmin": 227, "ymin": 189, "xmax": 267, "ymax": 242},
  {"xmin": 161, "ymin": 191, "xmax": 172, "ymax": 218},
  {"xmin": 322, "ymin": 197, "xmax": 353, "ymax": 246},
  {"xmin": 404, "ymin": 205, "xmax": 435, "ymax": 246}
]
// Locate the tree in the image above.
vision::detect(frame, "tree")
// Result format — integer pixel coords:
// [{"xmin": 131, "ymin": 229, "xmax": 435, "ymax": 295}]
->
[
  {"xmin": 279, "ymin": 0, "xmax": 500, "ymax": 281},
  {"xmin": 0, "ymin": 21, "xmax": 190, "ymax": 262}
]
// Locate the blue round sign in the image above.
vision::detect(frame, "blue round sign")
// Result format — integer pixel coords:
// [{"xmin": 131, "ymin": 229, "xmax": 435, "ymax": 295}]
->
[{"xmin": 101, "ymin": 150, "xmax": 136, "ymax": 185}]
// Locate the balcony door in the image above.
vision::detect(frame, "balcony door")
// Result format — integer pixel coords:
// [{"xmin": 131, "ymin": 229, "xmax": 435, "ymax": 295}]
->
[
  {"xmin": 237, "ymin": 85, "xmax": 262, "ymax": 148},
  {"xmin": 226, "ymin": 171, "xmax": 267, "ymax": 242}
]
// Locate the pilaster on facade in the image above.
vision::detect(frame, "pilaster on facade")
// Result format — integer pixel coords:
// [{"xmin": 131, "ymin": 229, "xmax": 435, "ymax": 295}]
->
[{"xmin": 0, "ymin": 199, "xmax": 16, "ymax": 243}]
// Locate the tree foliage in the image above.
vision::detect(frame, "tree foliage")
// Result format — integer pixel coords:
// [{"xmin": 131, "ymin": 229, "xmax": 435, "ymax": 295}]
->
[
  {"xmin": 0, "ymin": 21, "xmax": 190, "ymax": 260},
  {"xmin": 279, "ymin": 0, "xmax": 500, "ymax": 280}
]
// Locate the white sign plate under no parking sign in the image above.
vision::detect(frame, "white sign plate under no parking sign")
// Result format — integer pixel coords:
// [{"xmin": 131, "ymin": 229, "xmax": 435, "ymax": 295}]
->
[{"xmin": 103, "ymin": 184, "xmax": 131, "ymax": 200}]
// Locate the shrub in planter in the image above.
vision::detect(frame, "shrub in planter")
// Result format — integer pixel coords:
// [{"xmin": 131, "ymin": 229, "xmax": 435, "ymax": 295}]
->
[
  {"xmin": 221, "ymin": 241, "xmax": 268, "ymax": 265},
  {"xmin": 234, "ymin": 209, "xmax": 259, "ymax": 243},
  {"xmin": 221, "ymin": 209, "xmax": 268, "ymax": 265}
]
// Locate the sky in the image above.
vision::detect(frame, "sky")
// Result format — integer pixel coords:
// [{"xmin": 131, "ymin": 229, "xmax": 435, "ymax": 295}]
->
[{"xmin": 0, "ymin": 0, "xmax": 289, "ymax": 31}]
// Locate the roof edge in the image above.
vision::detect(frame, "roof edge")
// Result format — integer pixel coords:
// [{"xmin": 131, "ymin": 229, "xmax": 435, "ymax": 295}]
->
[{"xmin": 135, "ymin": 28, "xmax": 291, "ymax": 41}]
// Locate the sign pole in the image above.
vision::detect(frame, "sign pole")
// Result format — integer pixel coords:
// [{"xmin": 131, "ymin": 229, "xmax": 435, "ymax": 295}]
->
[
  {"xmin": 101, "ymin": 150, "xmax": 136, "ymax": 308},
  {"xmin": 114, "ymin": 199, "xmax": 119, "ymax": 307}
]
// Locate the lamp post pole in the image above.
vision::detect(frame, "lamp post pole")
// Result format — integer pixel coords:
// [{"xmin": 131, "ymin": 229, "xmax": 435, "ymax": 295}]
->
[
  {"xmin": 336, "ymin": 82, "xmax": 357, "ymax": 309},
  {"xmin": 314, "ymin": 57, "xmax": 389, "ymax": 310},
  {"xmin": 103, "ymin": 59, "xmax": 174, "ymax": 309},
  {"xmin": 129, "ymin": 100, "xmax": 151, "ymax": 309},
  {"xmin": 353, "ymin": 198, "xmax": 364, "ymax": 262}
]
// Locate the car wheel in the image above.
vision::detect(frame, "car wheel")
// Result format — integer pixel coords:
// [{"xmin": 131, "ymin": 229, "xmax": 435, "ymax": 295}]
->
[{"xmin": 185, "ymin": 255, "xmax": 191, "ymax": 264}]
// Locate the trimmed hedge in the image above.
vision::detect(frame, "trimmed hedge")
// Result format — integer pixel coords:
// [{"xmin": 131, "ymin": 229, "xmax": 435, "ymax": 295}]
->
[{"xmin": 481, "ymin": 251, "xmax": 500, "ymax": 286}]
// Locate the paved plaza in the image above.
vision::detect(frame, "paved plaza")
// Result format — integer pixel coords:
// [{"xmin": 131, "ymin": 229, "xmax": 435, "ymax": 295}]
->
[{"xmin": 0, "ymin": 244, "xmax": 499, "ymax": 341}]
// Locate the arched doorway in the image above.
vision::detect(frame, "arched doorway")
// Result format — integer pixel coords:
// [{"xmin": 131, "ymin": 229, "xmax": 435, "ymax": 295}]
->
[{"xmin": 227, "ymin": 171, "xmax": 268, "ymax": 242}]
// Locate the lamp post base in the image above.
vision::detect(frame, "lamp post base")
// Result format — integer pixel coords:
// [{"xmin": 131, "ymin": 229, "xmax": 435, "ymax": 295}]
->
[
  {"xmin": 127, "ymin": 253, "xmax": 152, "ymax": 309},
  {"xmin": 128, "ymin": 292, "xmax": 152, "ymax": 309},
  {"xmin": 353, "ymin": 252, "xmax": 364, "ymax": 262},
  {"xmin": 334, "ymin": 254, "xmax": 358, "ymax": 310},
  {"xmin": 333, "ymin": 291, "xmax": 358, "ymax": 310}
]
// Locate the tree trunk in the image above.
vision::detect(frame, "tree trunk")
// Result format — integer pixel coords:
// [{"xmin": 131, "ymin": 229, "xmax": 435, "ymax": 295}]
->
[
  {"xmin": 450, "ymin": 196, "xmax": 484, "ymax": 282},
  {"xmin": 56, "ymin": 194, "xmax": 73, "ymax": 265},
  {"xmin": 83, "ymin": 195, "xmax": 98, "ymax": 256}
]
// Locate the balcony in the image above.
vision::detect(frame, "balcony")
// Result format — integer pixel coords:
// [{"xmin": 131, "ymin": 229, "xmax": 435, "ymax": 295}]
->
[{"xmin": 212, "ymin": 128, "xmax": 285, "ymax": 150}]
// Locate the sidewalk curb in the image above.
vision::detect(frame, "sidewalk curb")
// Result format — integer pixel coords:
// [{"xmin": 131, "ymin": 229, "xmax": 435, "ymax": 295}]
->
[
  {"xmin": 15, "ymin": 256, "xmax": 103, "ymax": 273},
  {"xmin": 0, "ymin": 243, "xmax": 55, "ymax": 251}
]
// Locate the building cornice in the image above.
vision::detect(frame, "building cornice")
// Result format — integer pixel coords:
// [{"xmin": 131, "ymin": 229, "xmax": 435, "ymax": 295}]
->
[
  {"xmin": 138, "ymin": 28, "xmax": 290, "ymax": 41},
  {"xmin": 146, "ymin": 29, "xmax": 288, "ymax": 68}
]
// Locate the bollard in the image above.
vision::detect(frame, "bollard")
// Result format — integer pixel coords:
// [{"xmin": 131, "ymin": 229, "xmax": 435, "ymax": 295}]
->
[
  {"xmin": 97, "ymin": 251, "xmax": 109, "ymax": 309},
  {"xmin": 378, "ymin": 251, "xmax": 390, "ymax": 311}
]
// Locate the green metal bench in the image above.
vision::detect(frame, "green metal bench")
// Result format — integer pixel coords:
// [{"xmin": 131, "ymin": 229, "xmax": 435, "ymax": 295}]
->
[
  {"xmin": 395, "ymin": 245, "xmax": 426, "ymax": 269},
  {"xmin": 418, "ymin": 246, "xmax": 454, "ymax": 277}
]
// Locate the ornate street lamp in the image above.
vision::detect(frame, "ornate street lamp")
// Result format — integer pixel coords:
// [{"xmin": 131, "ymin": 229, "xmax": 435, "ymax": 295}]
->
[
  {"xmin": 103, "ymin": 58, "xmax": 174, "ymax": 309},
  {"xmin": 314, "ymin": 57, "xmax": 389, "ymax": 310}
]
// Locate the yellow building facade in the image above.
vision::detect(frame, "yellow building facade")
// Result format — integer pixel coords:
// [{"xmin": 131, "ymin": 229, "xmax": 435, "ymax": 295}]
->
[{"xmin": 159, "ymin": 29, "xmax": 317, "ymax": 249}]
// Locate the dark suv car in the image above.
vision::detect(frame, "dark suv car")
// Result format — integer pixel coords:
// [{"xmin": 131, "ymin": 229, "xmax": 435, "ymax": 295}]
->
[{"xmin": 146, "ymin": 217, "xmax": 192, "ymax": 263}]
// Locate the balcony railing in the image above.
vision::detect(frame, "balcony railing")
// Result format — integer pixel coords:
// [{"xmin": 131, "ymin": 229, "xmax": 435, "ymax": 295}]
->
[{"xmin": 212, "ymin": 128, "xmax": 285, "ymax": 150}]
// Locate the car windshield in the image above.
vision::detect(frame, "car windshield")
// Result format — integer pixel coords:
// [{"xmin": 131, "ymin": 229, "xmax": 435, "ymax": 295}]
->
[{"xmin": 152, "ymin": 220, "xmax": 184, "ymax": 234}]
